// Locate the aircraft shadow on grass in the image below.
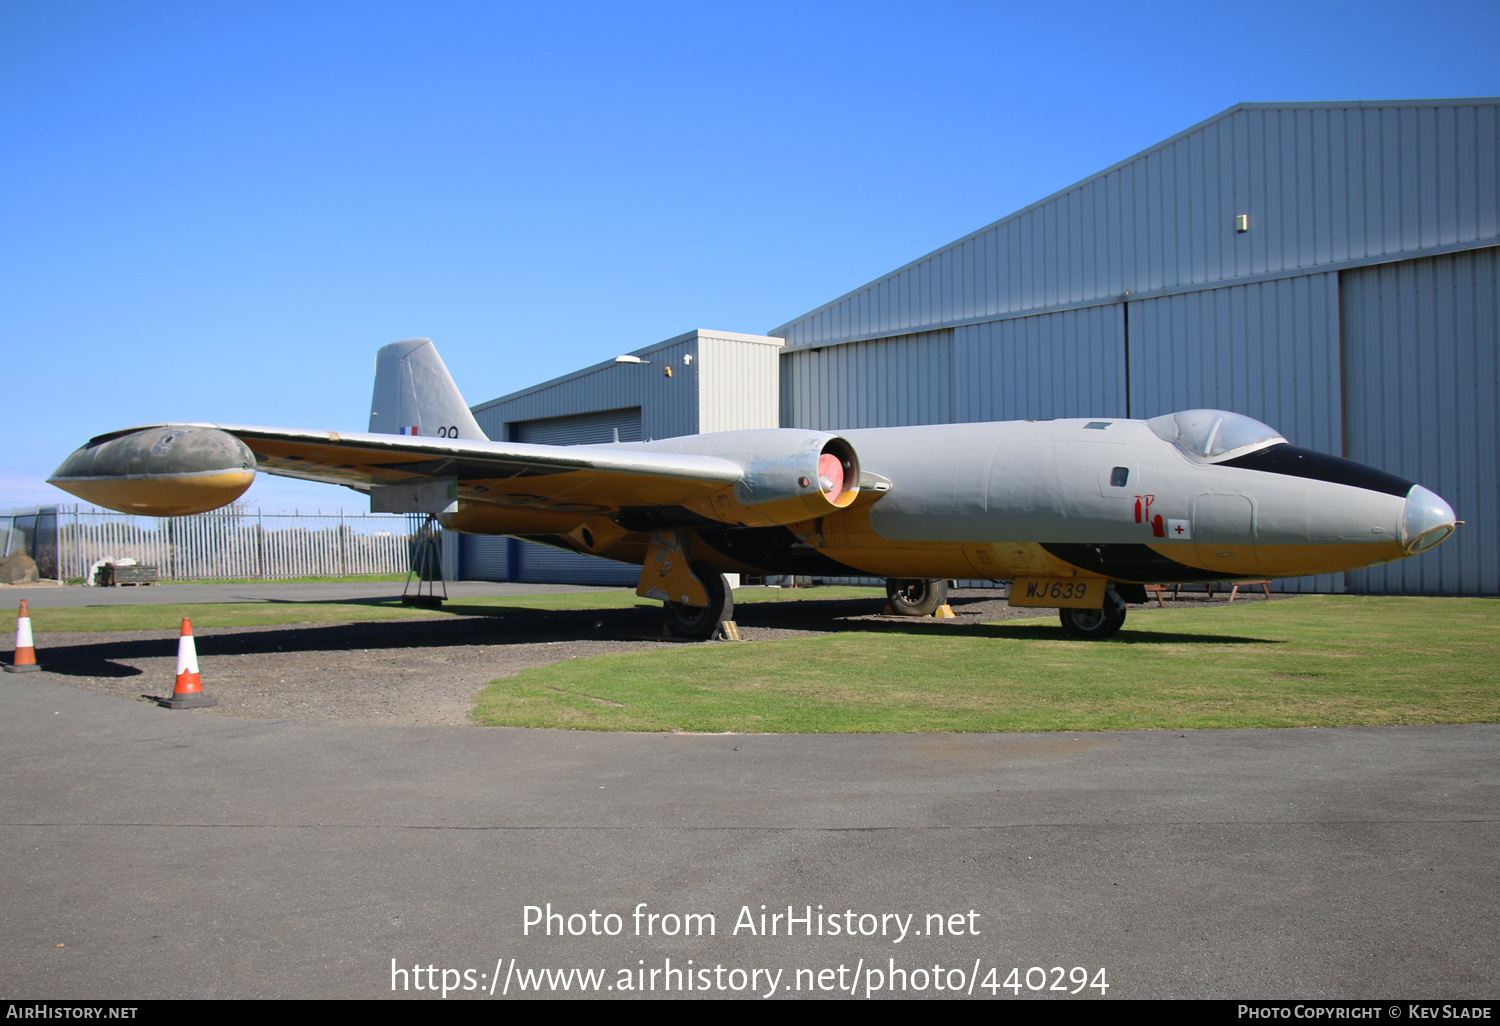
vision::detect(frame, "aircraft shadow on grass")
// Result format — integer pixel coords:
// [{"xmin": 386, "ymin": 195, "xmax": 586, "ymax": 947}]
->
[{"xmin": 31, "ymin": 596, "xmax": 1277, "ymax": 679}]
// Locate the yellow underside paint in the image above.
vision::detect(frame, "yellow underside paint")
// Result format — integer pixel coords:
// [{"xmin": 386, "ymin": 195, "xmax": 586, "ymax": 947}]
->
[
  {"xmin": 1008, "ymin": 577, "xmax": 1108, "ymax": 608},
  {"xmin": 249, "ymin": 437, "xmax": 725, "ymax": 511},
  {"xmin": 805, "ymin": 508, "xmax": 1087, "ymax": 580},
  {"xmin": 53, "ymin": 472, "xmax": 255, "ymax": 516}
]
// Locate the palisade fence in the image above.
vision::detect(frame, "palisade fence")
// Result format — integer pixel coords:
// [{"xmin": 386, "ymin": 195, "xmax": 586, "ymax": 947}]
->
[{"xmin": 3, "ymin": 505, "xmax": 436, "ymax": 582}]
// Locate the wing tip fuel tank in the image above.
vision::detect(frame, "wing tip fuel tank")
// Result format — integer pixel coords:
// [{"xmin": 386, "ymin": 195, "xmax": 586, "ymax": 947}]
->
[{"xmin": 49, "ymin": 426, "xmax": 257, "ymax": 516}]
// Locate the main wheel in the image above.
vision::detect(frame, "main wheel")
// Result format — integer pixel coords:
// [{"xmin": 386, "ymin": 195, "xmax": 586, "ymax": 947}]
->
[
  {"xmin": 885, "ymin": 578, "xmax": 949, "ymax": 616},
  {"xmin": 1058, "ymin": 589, "xmax": 1128, "ymax": 640},
  {"xmin": 663, "ymin": 563, "xmax": 734, "ymax": 640}
]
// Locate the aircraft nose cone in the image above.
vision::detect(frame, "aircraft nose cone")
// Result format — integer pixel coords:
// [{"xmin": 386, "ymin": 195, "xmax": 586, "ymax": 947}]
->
[{"xmin": 1402, "ymin": 484, "xmax": 1456, "ymax": 554}]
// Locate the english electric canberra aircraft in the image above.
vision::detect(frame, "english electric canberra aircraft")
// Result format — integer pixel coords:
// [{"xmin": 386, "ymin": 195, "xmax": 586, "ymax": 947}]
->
[{"xmin": 51, "ymin": 338, "xmax": 1458, "ymax": 639}]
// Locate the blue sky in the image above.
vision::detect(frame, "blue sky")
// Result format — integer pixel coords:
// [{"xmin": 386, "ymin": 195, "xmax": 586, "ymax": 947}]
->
[{"xmin": 3, "ymin": 0, "xmax": 1496, "ymax": 510}]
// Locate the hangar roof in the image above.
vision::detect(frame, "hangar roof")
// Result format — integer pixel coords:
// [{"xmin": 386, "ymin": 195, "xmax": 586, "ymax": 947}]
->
[{"xmin": 769, "ymin": 98, "xmax": 1500, "ymax": 350}]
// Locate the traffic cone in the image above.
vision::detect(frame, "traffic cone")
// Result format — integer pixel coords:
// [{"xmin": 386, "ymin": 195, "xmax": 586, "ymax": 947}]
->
[
  {"xmin": 5, "ymin": 600, "xmax": 41, "ymax": 673},
  {"xmin": 160, "ymin": 618, "xmax": 216, "ymax": 709}
]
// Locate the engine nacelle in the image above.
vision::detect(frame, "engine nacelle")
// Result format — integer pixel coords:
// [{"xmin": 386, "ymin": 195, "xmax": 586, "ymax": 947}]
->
[
  {"xmin": 732, "ymin": 434, "xmax": 859, "ymax": 519},
  {"xmin": 622, "ymin": 429, "xmax": 861, "ymax": 528},
  {"xmin": 49, "ymin": 425, "xmax": 257, "ymax": 515}
]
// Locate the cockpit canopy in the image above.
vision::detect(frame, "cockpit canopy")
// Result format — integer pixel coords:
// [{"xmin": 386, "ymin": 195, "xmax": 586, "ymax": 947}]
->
[{"xmin": 1147, "ymin": 409, "xmax": 1286, "ymax": 461}]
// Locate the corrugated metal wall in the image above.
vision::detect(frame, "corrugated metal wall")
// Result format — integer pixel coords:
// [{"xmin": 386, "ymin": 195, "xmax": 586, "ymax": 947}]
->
[
  {"xmin": 697, "ymin": 334, "xmax": 783, "ymax": 432},
  {"xmin": 778, "ymin": 330, "xmax": 954, "ymax": 430},
  {"xmin": 1343, "ymin": 247, "xmax": 1499, "ymax": 595},
  {"xmin": 955, "ymin": 304, "xmax": 1126, "ymax": 422},
  {"xmin": 778, "ymin": 311, "xmax": 1130, "ymax": 430},
  {"xmin": 1127, "ymin": 273, "xmax": 1342, "ymax": 449}
]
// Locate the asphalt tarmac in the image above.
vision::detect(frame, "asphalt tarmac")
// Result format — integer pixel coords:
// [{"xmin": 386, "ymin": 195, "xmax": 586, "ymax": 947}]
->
[{"xmin": 1, "ymin": 585, "xmax": 1496, "ymax": 1000}]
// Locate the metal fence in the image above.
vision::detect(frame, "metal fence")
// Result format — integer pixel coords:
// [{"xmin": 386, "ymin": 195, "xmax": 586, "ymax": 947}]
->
[
  {"xmin": 1, "ymin": 506, "xmax": 59, "ymax": 579},
  {"xmin": 3, "ymin": 506, "xmax": 430, "ymax": 582}
]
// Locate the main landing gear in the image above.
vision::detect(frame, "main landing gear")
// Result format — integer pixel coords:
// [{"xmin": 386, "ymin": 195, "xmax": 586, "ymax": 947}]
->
[
  {"xmin": 1058, "ymin": 588, "xmax": 1128, "ymax": 640},
  {"xmin": 884, "ymin": 578, "xmax": 949, "ymax": 616},
  {"xmin": 662, "ymin": 562, "xmax": 735, "ymax": 640}
]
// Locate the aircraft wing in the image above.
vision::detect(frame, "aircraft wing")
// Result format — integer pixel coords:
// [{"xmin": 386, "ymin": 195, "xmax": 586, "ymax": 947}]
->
[
  {"xmin": 52, "ymin": 337, "xmax": 880, "ymax": 528},
  {"xmin": 53, "ymin": 422, "xmax": 747, "ymax": 518}
]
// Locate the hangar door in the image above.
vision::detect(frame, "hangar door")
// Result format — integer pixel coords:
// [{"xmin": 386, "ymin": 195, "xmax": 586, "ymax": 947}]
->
[
  {"xmin": 459, "ymin": 408, "xmax": 643, "ymax": 585},
  {"xmin": 1342, "ymin": 247, "xmax": 1498, "ymax": 595}
]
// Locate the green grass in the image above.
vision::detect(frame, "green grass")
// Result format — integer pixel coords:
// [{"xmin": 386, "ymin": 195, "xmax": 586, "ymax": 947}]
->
[
  {"xmin": 472, "ymin": 596, "xmax": 1500, "ymax": 733},
  {"xmin": 4, "ymin": 585, "xmax": 884, "ymax": 632}
]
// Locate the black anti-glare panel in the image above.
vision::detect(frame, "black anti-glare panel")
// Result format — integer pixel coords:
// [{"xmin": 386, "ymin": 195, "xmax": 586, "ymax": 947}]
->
[{"xmin": 1217, "ymin": 445, "xmax": 1413, "ymax": 497}]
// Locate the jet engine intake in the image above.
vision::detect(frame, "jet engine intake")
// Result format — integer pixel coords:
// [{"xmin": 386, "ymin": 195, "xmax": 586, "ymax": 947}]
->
[{"xmin": 668, "ymin": 432, "xmax": 862, "ymax": 528}]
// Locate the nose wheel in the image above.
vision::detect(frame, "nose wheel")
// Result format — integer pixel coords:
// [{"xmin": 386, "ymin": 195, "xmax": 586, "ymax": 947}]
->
[{"xmin": 1058, "ymin": 589, "xmax": 1127, "ymax": 639}]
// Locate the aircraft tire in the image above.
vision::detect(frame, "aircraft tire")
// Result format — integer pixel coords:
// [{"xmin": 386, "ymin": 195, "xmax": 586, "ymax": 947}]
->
[
  {"xmin": 1058, "ymin": 589, "xmax": 1127, "ymax": 640},
  {"xmin": 663, "ymin": 564, "xmax": 734, "ymax": 640},
  {"xmin": 885, "ymin": 578, "xmax": 949, "ymax": 616}
]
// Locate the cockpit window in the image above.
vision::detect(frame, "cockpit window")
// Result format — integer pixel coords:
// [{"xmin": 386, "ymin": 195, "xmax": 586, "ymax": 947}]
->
[{"xmin": 1147, "ymin": 409, "xmax": 1285, "ymax": 460}]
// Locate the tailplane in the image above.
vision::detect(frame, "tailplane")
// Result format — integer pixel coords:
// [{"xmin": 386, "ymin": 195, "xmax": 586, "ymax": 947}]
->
[{"xmin": 369, "ymin": 338, "xmax": 488, "ymax": 440}]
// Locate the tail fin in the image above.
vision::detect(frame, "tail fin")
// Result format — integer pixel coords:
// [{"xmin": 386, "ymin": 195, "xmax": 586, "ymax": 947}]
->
[{"xmin": 368, "ymin": 338, "xmax": 488, "ymax": 440}]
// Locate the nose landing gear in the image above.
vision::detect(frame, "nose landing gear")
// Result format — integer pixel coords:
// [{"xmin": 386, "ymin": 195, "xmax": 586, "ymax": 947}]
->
[{"xmin": 1058, "ymin": 588, "xmax": 1128, "ymax": 639}]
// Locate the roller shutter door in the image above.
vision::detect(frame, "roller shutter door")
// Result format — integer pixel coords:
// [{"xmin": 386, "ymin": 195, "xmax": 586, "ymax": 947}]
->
[
  {"xmin": 513, "ymin": 408, "xmax": 643, "ymax": 446},
  {"xmin": 459, "ymin": 535, "xmax": 509, "ymax": 582}
]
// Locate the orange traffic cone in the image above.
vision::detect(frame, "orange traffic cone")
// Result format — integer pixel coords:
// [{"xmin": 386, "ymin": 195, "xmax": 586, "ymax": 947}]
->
[
  {"xmin": 160, "ymin": 618, "xmax": 216, "ymax": 709},
  {"xmin": 5, "ymin": 599, "xmax": 41, "ymax": 673}
]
